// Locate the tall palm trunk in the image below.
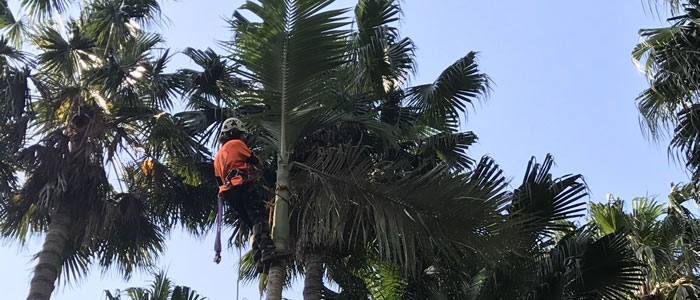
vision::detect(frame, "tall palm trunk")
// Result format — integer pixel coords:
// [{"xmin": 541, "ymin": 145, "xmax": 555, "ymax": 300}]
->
[
  {"xmin": 303, "ymin": 255, "xmax": 324, "ymax": 300},
  {"xmin": 267, "ymin": 160, "xmax": 291, "ymax": 300},
  {"xmin": 27, "ymin": 205, "xmax": 72, "ymax": 300}
]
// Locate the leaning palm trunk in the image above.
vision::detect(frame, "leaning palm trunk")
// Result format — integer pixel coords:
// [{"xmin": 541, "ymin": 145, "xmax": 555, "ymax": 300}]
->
[
  {"xmin": 303, "ymin": 255, "xmax": 324, "ymax": 300},
  {"xmin": 27, "ymin": 205, "xmax": 71, "ymax": 300}
]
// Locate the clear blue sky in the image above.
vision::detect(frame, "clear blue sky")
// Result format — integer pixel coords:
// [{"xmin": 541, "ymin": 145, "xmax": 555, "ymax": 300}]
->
[{"xmin": 0, "ymin": 1, "xmax": 688, "ymax": 299}]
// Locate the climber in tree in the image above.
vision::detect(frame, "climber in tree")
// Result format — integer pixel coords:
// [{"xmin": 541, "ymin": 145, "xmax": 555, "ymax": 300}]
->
[{"xmin": 213, "ymin": 117, "xmax": 275, "ymax": 271}]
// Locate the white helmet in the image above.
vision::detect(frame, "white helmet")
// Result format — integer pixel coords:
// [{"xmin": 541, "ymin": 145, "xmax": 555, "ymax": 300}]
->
[{"xmin": 221, "ymin": 117, "xmax": 248, "ymax": 133}]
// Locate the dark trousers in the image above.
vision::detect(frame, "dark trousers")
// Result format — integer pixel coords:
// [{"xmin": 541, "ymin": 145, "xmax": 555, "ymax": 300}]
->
[
  {"xmin": 222, "ymin": 182, "xmax": 275, "ymax": 263},
  {"xmin": 221, "ymin": 182, "xmax": 268, "ymax": 228}
]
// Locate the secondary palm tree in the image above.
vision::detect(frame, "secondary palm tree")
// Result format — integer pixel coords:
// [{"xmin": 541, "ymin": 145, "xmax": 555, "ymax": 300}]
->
[
  {"xmin": 104, "ymin": 271, "xmax": 207, "ymax": 300},
  {"xmin": 308, "ymin": 155, "xmax": 644, "ymax": 300},
  {"xmin": 633, "ymin": 0, "xmax": 700, "ymax": 182},
  {"xmin": 589, "ymin": 184, "xmax": 700, "ymax": 299},
  {"xmin": 0, "ymin": 1, "xmax": 207, "ymax": 299}
]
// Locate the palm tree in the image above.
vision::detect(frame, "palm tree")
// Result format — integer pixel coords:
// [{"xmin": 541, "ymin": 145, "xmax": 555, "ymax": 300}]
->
[
  {"xmin": 284, "ymin": 0, "xmax": 492, "ymax": 298},
  {"xmin": 213, "ymin": 0, "xmax": 360, "ymax": 298},
  {"xmin": 633, "ymin": 1, "xmax": 700, "ymax": 182},
  {"xmin": 307, "ymin": 155, "xmax": 644, "ymax": 300},
  {"xmin": 104, "ymin": 271, "xmax": 206, "ymax": 300},
  {"xmin": 213, "ymin": 0, "xmax": 511, "ymax": 298},
  {"xmin": 0, "ymin": 1, "xmax": 208, "ymax": 299},
  {"xmin": 589, "ymin": 184, "xmax": 700, "ymax": 299},
  {"xmin": 212, "ymin": 1, "xmax": 588, "ymax": 299}
]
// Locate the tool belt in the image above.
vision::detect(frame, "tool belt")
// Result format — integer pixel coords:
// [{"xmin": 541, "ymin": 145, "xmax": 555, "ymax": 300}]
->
[{"xmin": 217, "ymin": 169, "xmax": 251, "ymax": 186}]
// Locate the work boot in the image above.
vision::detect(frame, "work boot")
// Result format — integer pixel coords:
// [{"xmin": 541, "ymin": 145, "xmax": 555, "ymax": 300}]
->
[{"xmin": 252, "ymin": 223, "xmax": 277, "ymax": 263}]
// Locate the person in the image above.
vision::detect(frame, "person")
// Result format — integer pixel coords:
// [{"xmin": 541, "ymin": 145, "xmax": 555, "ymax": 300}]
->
[{"xmin": 212, "ymin": 117, "xmax": 276, "ymax": 270}]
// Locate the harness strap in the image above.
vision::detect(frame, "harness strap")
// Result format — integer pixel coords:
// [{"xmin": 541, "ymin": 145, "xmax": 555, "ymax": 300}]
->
[{"xmin": 218, "ymin": 169, "xmax": 250, "ymax": 186}]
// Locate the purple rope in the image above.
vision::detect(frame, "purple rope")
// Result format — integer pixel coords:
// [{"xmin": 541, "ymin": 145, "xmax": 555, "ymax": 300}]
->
[{"xmin": 214, "ymin": 194, "xmax": 224, "ymax": 263}]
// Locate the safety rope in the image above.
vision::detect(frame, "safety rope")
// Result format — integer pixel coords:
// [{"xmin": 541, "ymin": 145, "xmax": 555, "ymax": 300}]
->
[{"xmin": 214, "ymin": 194, "xmax": 224, "ymax": 264}]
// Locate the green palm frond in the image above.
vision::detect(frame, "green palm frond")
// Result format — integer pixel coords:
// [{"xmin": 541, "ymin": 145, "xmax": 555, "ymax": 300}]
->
[
  {"xmin": 589, "ymin": 198, "xmax": 628, "ymax": 235},
  {"xmin": 633, "ymin": 24, "xmax": 695, "ymax": 139},
  {"xmin": 106, "ymin": 271, "xmax": 207, "ymax": 300},
  {"xmin": 355, "ymin": 0, "xmax": 400, "ymax": 37},
  {"xmin": 325, "ymin": 256, "xmax": 372, "ymax": 300},
  {"xmin": 125, "ymin": 287, "xmax": 150, "ymax": 300},
  {"xmin": 141, "ymin": 49, "xmax": 181, "ymax": 111},
  {"xmin": 632, "ymin": 1, "xmax": 700, "ymax": 148},
  {"xmin": 228, "ymin": 0, "xmax": 351, "ymax": 153},
  {"xmin": 574, "ymin": 231, "xmax": 646, "ymax": 299},
  {"xmin": 171, "ymin": 286, "xmax": 207, "ymax": 300},
  {"xmin": 529, "ymin": 228, "xmax": 645, "ymax": 300},
  {"xmin": 33, "ymin": 21, "xmax": 96, "ymax": 77},
  {"xmin": 92, "ymin": 192, "xmax": 164, "ymax": 279},
  {"xmin": 0, "ymin": 2, "xmax": 27, "ymax": 48},
  {"xmin": 0, "ymin": 65, "xmax": 31, "ymax": 120},
  {"xmin": 412, "ymin": 131, "xmax": 477, "ymax": 172},
  {"xmin": 352, "ymin": 0, "xmax": 415, "ymax": 95},
  {"xmin": 292, "ymin": 145, "xmax": 515, "ymax": 274},
  {"xmin": 629, "ymin": 197, "xmax": 665, "ymax": 243},
  {"xmin": 0, "ymin": 0, "xmax": 15, "ymax": 28},
  {"xmin": 85, "ymin": 0, "xmax": 162, "ymax": 49},
  {"xmin": 142, "ymin": 110, "xmax": 210, "ymax": 160},
  {"xmin": 179, "ymin": 47, "xmax": 243, "ymax": 108},
  {"xmin": 0, "ymin": 37, "xmax": 30, "ymax": 66},
  {"xmin": 407, "ymin": 52, "xmax": 490, "ymax": 131},
  {"xmin": 122, "ymin": 160, "xmax": 216, "ymax": 234},
  {"xmin": 21, "ymin": 0, "xmax": 72, "ymax": 18},
  {"xmin": 670, "ymin": 104, "xmax": 700, "ymax": 182},
  {"xmin": 509, "ymin": 154, "xmax": 588, "ymax": 237},
  {"xmin": 84, "ymin": 31, "xmax": 163, "ymax": 104}
]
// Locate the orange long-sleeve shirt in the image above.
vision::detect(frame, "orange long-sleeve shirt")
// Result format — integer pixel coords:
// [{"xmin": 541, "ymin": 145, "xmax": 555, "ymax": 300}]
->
[{"xmin": 214, "ymin": 139, "xmax": 259, "ymax": 194}]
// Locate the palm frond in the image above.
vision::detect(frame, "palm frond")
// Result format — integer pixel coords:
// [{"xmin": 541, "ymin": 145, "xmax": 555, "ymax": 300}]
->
[
  {"xmin": 407, "ymin": 52, "xmax": 490, "ymax": 131},
  {"xmin": 227, "ymin": 0, "xmax": 351, "ymax": 153},
  {"xmin": 141, "ymin": 111, "xmax": 211, "ymax": 160},
  {"xmin": 92, "ymin": 192, "xmax": 164, "ymax": 279},
  {"xmin": 0, "ymin": 37, "xmax": 30, "ymax": 66},
  {"xmin": 0, "ymin": 2, "xmax": 27, "ymax": 49},
  {"xmin": 509, "ymin": 154, "xmax": 588, "ymax": 238},
  {"xmin": 33, "ymin": 21, "xmax": 96, "ymax": 77},
  {"xmin": 352, "ymin": 0, "xmax": 415, "ymax": 95},
  {"xmin": 105, "ymin": 270, "xmax": 208, "ymax": 300},
  {"xmin": 179, "ymin": 47, "xmax": 243, "ymax": 108},
  {"xmin": 0, "ymin": 65, "xmax": 31, "ymax": 121},
  {"xmin": 291, "ymin": 145, "xmax": 515, "ymax": 275},
  {"xmin": 141, "ymin": 49, "xmax": 181, "ymax": 111},
  {"xmin": 670, "ymin": 104, "xmax": 700, "ymax": 182},
  {"xmin": 573, "ymin": 231, "xmax": 646, "ymax": 299},
  {"xmin": 171, "ymin": 285, "xmax": 207, "ymax": 300},
  {"xmin": 21, "ymin": 0, "xmax": 72, "ymax": 18},
  {"xmin": 85, "ymin": 0, "xmax": 162, "ymax": 49},
  {"xmin": 413, "ymin": 131, "xmax": 477, "ymax": 172},
  {"xmin": 589, "ymin": 198, "xmax": 628, "ymax": 235},
  {"xmin": 84, "ymin": 31, "xmax": 163, "ymax": 102},
  {"xmin": 529, "ymin": 228, "xmax": 645, "ymax": 300}
]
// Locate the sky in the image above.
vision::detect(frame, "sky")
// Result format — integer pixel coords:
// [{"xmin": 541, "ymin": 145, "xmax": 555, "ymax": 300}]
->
[{"xmin": 0, "ymin": 0, "xmax": 691, "ymax": 299}]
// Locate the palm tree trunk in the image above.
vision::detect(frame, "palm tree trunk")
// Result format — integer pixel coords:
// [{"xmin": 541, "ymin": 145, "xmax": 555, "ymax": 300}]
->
[
  {"xmin": 267, "ymin": 159, "xmax": 291, "ymax": 300},
  {"xmin": 27, "ymin": 205, "xmax": 72, "ymax": 300},
  {"xmin": 303, "ymin": 255, "xmax": 324, "ymax": 300},
  {"xmin": 266, "ymin": 261, "xmax": 286, "ymax": 300}
]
